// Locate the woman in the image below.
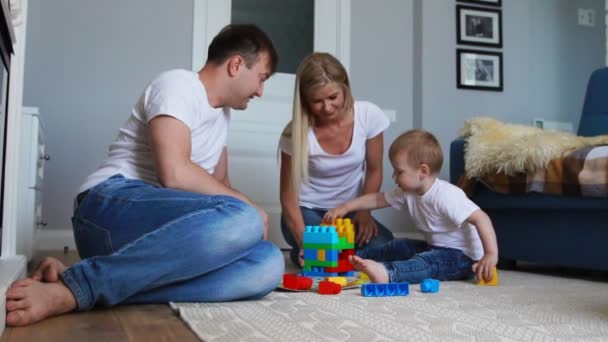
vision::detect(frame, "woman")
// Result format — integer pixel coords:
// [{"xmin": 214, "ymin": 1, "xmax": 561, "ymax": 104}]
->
[{"xmin": 279, "ymin": 52, "xmax": 394, "ymax": 267}]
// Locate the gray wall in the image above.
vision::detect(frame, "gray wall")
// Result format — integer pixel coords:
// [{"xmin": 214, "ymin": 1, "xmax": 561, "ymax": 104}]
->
[
  {"xmin": 24, "ymin": 0, "xmax": 193, "ymax": 235},
  {"xmin": 24, "ymin": 0, "xmax": 605, "ymax": 243}
]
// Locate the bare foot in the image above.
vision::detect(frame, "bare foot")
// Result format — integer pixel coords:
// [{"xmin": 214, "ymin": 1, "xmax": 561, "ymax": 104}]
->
[
  {"xmin": 349, "ymin": 255, "xmax": 389, "ymax": 283},
  {"xmin": 30, "ymin": 257, "xmax": 68, "ymax": 282},
  {"xmin": 5, "ymin": 278, "xmax": 77, "ymax": 326}
]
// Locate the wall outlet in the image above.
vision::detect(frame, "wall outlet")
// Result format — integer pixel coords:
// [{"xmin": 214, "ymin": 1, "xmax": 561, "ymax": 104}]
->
[{"xmin": 577, "ymin": 8, "xmax": 595, "ymax": 27}]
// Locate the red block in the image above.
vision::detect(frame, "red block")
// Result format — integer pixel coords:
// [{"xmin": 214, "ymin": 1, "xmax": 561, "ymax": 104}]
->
[
  {"xmin": 318, "ymin": 280, "xmax": 342, "ymax": 295},
  {"xmin": 283, "ymin": 274, "xmax": 313, "ymax": 290}
]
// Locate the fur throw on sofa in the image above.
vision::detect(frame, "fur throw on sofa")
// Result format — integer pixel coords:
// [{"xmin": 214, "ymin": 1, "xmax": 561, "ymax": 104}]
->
[{"xmin": 460, "ymin": 117, "xmax": 608, "ymax": 177}]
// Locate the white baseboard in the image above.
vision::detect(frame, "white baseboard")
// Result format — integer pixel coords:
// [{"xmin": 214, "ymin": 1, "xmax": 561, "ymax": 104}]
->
[
  {"xmin": 0, "ymin": 255, "xmax": 27, "ymax": 336},
  {"xmin": 35, "ymin": 229, "xmax": 76, "ymax": 251}
]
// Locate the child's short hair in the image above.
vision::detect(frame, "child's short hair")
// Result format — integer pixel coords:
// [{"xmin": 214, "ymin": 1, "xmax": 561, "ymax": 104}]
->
[{"xmin": 389, "ymin": 129, "xmax": 443, "ymax": 174}]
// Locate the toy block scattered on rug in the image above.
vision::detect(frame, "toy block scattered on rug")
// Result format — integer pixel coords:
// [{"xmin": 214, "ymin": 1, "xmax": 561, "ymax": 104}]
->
[
  {"xmin": 477, "ymin": 267, "xmax": 499, "ymax": 286},
  {"xmin": 282, "ymin": 274, "xmax": 313, "ymax": 290},
  {"xmin": 420, "ymin": 278, "xmax": 440, "ymax": 293},
  {"xmin": 302, "ymin": 218, "xmax": 356, "ymax": 277},
  {"xmin": 318, "ymin": 280, "xmax": 342, "ymax": 295},
  {"xmin": 361, "ymin": 283, "xmax": 410, "ymax": 297}
]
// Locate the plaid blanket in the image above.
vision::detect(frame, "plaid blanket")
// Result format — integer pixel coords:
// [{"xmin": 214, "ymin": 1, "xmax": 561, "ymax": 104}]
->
[{"xmin": 459, "ymin": 145, "xmax": 608, "ymax": 197}]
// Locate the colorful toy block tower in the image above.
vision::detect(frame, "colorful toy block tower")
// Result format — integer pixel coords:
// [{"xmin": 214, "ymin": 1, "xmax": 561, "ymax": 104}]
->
[{"xmin": 302, "ymin": 218, "xmax": 356, "ymax": 277}]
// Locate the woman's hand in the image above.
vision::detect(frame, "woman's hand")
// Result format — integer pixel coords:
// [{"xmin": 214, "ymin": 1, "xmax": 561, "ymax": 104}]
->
[
  {"xmin": 323, "ymin": 206, "xmax": 348, "ymax": 224},
  {"xmin": 353, "ymin": 210, "xmax": 378, "ymax": 246}
]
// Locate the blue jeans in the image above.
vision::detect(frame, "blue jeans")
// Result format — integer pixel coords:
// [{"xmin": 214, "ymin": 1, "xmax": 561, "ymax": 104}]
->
[
  {"xmin": 63, "ymin": 175, "xmax": 284, "ymax": 310},
  {"xmin": 356, "ymin": 239, "xmax": 475, "ymax": 284},
  {"xmin": 280, "ymin": 206, "xmax": 395, "ymax": 267}
]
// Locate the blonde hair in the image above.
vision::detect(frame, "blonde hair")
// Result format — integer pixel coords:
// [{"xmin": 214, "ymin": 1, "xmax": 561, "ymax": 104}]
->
[
  {"xmin": 281, "ymin": 53, "xmax": 354, "ymax": 193},
  {"xmin": 389, "ymin": 129, "xmax": 443, "ymax": 174}
]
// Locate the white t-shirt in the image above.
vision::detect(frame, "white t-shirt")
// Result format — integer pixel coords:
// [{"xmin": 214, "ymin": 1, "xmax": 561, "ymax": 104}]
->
[
  {"xmin": 279, "ymin": 101, "xmax": 390, "ymax": 209},
  {"xmin": 79, "ymin": 69, "xmax": 230, "ymax": 192},
  {"xmin": 384, "ymin": 179, "xmax": 484, "ymax": 260}
]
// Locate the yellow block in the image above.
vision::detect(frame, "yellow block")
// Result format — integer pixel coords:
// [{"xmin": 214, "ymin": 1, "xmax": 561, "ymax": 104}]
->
[
  {"xmin": 477, "ymin": 267, "xmax": 499, "ymax": 286},
  {"xmin": 317, "ymin": 249, "xmax": 325, "ymax": 262},
  {"xmin": 325, "ymin": 277, "xmax": 347, "ymax": 287}
]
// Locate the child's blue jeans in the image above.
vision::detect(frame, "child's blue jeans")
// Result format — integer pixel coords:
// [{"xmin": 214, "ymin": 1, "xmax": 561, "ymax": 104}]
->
[
  {"xmin": 356, "ymin": 239, "xmax": 475, "ymax": 284},
  {"xmin": 280, "ymin": 207, "xmax": 395, "ymax": 267},
  {"xmin": 62, "ymin": 174, "xmax": 284, "ymax": 311}
]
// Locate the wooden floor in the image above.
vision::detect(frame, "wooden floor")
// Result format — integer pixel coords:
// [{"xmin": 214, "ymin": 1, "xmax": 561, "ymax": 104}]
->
[{"xmin": 1, "ymin": 251, "xmax": 199, "ymax": 342}]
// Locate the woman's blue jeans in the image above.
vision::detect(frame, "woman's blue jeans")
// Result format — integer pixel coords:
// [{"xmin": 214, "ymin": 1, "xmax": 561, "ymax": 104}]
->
[
  {"xmin": 63, "ymin": 175, "xmax": 284, "ymax": 311},
  {"xmin": 280, "ymin": 206, "xmax": 395, "ymax": 267},
  {"xmin": 357, "ymin": 239, "xmax": 475, "ymax": 284}
]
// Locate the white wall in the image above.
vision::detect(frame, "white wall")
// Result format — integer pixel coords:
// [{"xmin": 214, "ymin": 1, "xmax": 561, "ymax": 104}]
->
[{"xmin": 23, "ymin": 0, "xmax": 193, "ymax": 248}]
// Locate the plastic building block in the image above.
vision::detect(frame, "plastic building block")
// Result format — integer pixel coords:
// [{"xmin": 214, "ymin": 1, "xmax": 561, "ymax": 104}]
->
[
  {"xmin": 318, "ymin": 280, "xmax": 342, "ymax": 295},
  {"xmin": 283, "ymin": 274, "xmax": 313, "ymax": 290},
  {"xmin": 477, "ymin": 267, "xmax": 499, "ymax": 286},
  {"xmin": 420, "ymin": 278, "xmax": 440, "ymax": 293},
  {"xmin": 325, "ymin": 277, "xmax": 347, "ymax": 287},
  {"xmin": 361, "ymin": 283, "xmax": 409, "ymax": 297}
]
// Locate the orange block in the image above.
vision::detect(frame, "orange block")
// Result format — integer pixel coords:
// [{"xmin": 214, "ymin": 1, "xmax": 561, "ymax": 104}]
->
[{"xmin": 477, "ymin": 267, "xmax": 499, "ymax": 286}]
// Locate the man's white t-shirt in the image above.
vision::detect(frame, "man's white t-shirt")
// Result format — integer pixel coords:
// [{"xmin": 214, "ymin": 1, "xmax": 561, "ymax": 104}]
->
[
  {"xmin": 79, "ymin": 69, "xmax": 230, "ymax": 193},
  {"xmin": 279, "ymin": 101, "xmax": 389, "ymax": 209},
  {"xmin": 384, "ymin": 179, "xmax": 484, "ymax": 260}
]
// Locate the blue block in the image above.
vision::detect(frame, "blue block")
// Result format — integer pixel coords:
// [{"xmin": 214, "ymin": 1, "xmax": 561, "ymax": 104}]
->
[
  {"xmin": 420, "ymin": 278, "xmax": 440, "ymax": 293},
  {"xmin": 361, "ymin": 283, "xmax": 409, "ymax": 297},
  {"xmin": 303, "ymin": 249, "xmax": 318, "ymax": 261},
  {"xmin": 303, "ymin": 226, "xmax": 339, "ymax": 244}
]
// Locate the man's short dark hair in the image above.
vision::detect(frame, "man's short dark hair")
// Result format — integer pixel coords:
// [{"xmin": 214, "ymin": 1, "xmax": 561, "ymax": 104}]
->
[{"xmin": 207, "ymin": 24, "xmax": 278, "ymax": 75}]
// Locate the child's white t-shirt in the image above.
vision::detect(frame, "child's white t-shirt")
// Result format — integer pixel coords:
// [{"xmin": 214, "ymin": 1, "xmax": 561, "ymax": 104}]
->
[
  {"xmin": 279, "ymin": 101, "xmax": 390, "ymax": 209},
  {"xmin": 79, "ymin": 69, "xmax": 230, "ymax": 192},
  {"xmin": 384, "ymin": 179, "xmax": 484, "ymax": 260}
]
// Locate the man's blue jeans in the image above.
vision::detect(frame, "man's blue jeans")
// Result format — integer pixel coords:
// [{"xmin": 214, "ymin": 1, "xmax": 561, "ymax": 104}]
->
[
  {"xmin": 280, "ymin": 207, "xmax": 395, "ymax": 267},
  {"xmin": 356, "ymin": 239, "xmax": 475, "ymax": 284},
  {"xmin": 62, "ymin": 175, "xmax": 284, "ymax": 311}
]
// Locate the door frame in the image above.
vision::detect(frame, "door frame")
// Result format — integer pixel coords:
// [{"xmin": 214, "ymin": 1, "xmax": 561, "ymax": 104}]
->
[{"xmin": 191, "ymin": 0, "xmax": 351, "ymax": 73}]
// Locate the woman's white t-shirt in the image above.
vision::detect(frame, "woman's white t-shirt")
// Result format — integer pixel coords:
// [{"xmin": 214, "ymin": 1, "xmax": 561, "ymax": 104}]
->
[
  {"xmin": 279, "ymin": 101, "xmax": 389, "ymax": 209},
  {"xmin": 79, "ymin": 69, "xmax": 230, "ymax": 192},
  {"xmin": 384, "ymin": 179, "xmax": 484, "ymax": 260}
]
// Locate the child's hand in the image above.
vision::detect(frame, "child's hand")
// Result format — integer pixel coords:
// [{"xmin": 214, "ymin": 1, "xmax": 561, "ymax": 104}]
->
[
  {"xmin": 472, "ymin": 253, "xmax": 498, "ymax": 282},
  {"xmin": 323, "ymin": 206, "xmax": 348, "ymax": 224}
]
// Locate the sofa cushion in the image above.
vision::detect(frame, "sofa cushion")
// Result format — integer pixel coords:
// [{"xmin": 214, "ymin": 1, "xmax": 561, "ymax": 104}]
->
[{"xmin": 472, "ymin": 184, "xmax": 608, "ymax": 210}]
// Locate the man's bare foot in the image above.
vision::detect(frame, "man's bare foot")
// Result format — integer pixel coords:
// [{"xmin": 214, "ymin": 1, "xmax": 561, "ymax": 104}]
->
[
  {"xmin": 31, "ymin": 257, "xmax": 68, "ymax": 282},
  {"xmin": 349, "ymin": 255, "xmax": 389, "ymax": 283},
  {"xmin": 5, "ymin": 278, "xmax": 77, "ymax": 326}
]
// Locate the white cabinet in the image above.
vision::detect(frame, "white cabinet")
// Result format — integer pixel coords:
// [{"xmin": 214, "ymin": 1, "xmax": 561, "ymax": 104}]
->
[{"xmin": 15, "ymin": 106, "xmax": 45, "ymax": 260}]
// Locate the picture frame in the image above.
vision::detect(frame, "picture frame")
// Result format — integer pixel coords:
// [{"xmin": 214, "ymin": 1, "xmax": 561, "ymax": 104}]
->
[
  {"xmin": 456, "ymin": 49, "xmax": 503, "ymax": 91},
  {"xmin": 456, "ymin": 5, "xmax": 502, "ymax": 47},
  {"xmin": 457, "ymin": 0, "xmax": 501, "ymax": 7}
]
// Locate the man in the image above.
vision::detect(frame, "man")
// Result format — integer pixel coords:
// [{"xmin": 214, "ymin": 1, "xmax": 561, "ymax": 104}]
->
[{"xmin": 6, "ymin": 24, "xmax": 283, "ymax": 326}]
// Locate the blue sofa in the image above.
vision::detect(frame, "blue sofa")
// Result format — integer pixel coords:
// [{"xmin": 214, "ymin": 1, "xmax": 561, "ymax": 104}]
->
[{"xmin": 450, "ymin": 67, "xmax": 608, "ymax": 271}]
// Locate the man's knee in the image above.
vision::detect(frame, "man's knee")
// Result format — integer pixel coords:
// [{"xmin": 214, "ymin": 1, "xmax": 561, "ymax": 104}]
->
[{"xmin": 249, "ymin": 242, "xmax": 284, "ymax": 295}]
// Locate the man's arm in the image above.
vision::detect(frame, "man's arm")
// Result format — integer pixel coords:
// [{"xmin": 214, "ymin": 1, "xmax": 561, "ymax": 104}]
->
[
  {"xmin": 148, "ymin": 115, "xmax": 248, "ymax": 203},
  {"xmin": 212, "ymin": 146, "xmax": 231, "ymax": 187}
]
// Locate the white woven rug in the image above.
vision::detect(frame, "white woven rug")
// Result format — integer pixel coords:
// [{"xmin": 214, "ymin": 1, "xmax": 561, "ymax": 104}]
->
[{"xmin": 171, "ymin": 270, "xmax": 608, "ymax": 342}]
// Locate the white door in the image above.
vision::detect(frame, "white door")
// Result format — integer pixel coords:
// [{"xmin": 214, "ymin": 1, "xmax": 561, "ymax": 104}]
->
[{"xmin": 192, "ymin": 0, "xmax": 351, "ymax": 247}]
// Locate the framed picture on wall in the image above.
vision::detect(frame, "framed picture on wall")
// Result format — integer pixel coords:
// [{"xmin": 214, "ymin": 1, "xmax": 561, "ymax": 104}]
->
[
  {"xmin": 457, "ymin": 49, "xmax": 503, "ymax": 91},
  {"xmin": 456, "ymin": 5, "xmax": 502, "ymax": 47},
  {"xmin": 457, "ymin": 0, "xmax": 501, "ymax": 7}
]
